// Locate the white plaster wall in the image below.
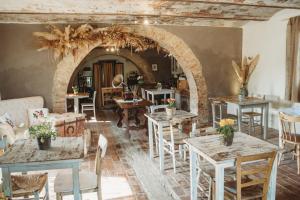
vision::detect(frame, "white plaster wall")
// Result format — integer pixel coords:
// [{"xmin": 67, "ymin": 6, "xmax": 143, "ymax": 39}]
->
[{"xmin": 242, "ymin": 9, "xmax": 300, "ymax": 129}]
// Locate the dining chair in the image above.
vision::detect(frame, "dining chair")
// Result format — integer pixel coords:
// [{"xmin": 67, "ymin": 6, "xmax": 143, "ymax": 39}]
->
[
  {"xmin": 241, "ymin": 95, "xmax": 265, "ymax": 135},
  {"xmin": 10, "ymin": 173, "xmax": 49, "ymax": 200},
  {"xmin": 224, "ymin": 151, "xmax": 276, "ymax": 200},
  {"xmin": 0, "ymin": 142, "xmax": 49, "ymax": 200},
  {"xmin": 211, "ymin": 100, "xmax": 227, "ymax": 128},
  {"xmin": 54, "ymin": 134, "xmax": 108, "ymax": 200},
  {"xmin": 81, "ymin": 91, "xmax": 97, "ymax": 119},
  {"xmin": 279, "ymin": 112, "xmax": 300, "ymax": 173}
]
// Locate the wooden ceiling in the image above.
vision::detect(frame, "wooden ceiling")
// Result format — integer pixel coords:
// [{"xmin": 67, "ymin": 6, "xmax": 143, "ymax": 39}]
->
[{"xmin": 0, "ymin": 0, "xmax": 299, "ymax": 27}]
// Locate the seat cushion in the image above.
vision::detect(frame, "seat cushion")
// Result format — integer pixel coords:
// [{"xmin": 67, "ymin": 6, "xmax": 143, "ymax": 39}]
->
[
  {"xmin": 11, "ymin": 173, "xmax": 48, "ymax": 197},
  {"xmin": 54, "ymin": 170, "xmax": 98, "ymax": 193},
  {"xmin": 0, "ymin": 122, "xmax": 16, "ymax": 145},
  {"xmin": 242, "ymin": 111, "xmax": 262, "ymax": 117}
]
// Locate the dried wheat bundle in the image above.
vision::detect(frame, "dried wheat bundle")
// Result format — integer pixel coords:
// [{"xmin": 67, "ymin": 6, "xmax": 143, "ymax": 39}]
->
[
  {"xmin": 33, "ymin": 24, "xmax": 161, "ymax": 60},
  {"xmin": 232, "ymin": 54, "xmax": 260, "ymax": 86}
]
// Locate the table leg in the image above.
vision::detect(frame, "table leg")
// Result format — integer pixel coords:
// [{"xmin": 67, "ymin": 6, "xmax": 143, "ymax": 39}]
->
[
  {"xmin": 278, "ymin": 116, "xmax": 283, "ymax": 148},
  {"xmin": 164, "ymin": 93, "xmax": 166, "ymax": 102},
  {"xmin": 116, "ymin": 108, "xmax": 124, "ymax": 128},
  {"xmin": 263, "ymin": 103, "xmax": 269, "ymax": 140},
  {"xmin": 215, "ymin": 165, "xmax": 225, "ymax": 200},
  {"xmin": 147, "ymin": 92, "xmax": 150, "ymax": 102},
  {"xmin": 191, "ymin": 121, "xmax": 197, "ymax": 137},
  {"xmin": 74, "ymin": 98, "xmax": 79, "ymax": 114},
  {"xmin": 238, "ymin": 105, "xmax": 242, "ymax": 132},
  {"xmin": 212, "ymin": 103, "xmax": 216, "ymax": 128},
  {"xmin": 72, "ymin": 164, "xmax": 81, "ymax": 200},
  {"xmin": 148, "ymin": 120, "xmax": 154, "ymax": 159},
  {"xmin": 2, "ymin": 167, "xmax": 12, "ymax": 198},
  {"xmin": 158, "ymin": 123, "xmax": 164, "ymax": 173},
  {"xmin": 189, "ymin": 148, "xmax": 197, "ymax": 200},
  {"xmin": 268, "ymin": 153, "xmax": 278, "ymax": 200},
  {"xmin": 124, "ymin": 109, "xmax": 130, "ymax": 138}
]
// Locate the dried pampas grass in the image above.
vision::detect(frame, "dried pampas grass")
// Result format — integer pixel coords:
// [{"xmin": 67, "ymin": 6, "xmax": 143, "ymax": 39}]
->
[
  {"xmin": 33, "ymin": 24, "xmax": 161, "ymax": 60},
  {"xmin": 232, "ymin": 54, "xmax": 260, "ymax": 86}
]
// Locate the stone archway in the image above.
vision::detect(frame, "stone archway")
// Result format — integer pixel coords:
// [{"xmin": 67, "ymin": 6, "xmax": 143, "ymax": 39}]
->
[
  {"xmin": 69, "ymin": 48, "xmax": 155, "ymax": 86},
  {"xmin": 52, "ymin": 25, "xmax": 208, "ymax": 121}
]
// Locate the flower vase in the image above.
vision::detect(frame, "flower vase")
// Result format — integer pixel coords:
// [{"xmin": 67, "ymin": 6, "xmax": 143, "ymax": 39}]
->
[
  {"xmin": 37, "ymin": 137, "xmax": 51, "ymax": 150},
  {"xmin": 222, "ymin": 132, "xmax": 234, "ymax": 146},
  {"xmin": 166, "ymin": 107, "xmax": 176, "ymax": 117}
]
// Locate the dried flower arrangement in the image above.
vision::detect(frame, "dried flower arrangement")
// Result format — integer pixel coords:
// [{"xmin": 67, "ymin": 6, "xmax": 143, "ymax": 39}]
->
[
  {"xmin": 33, "ymin": 24, "xmax": 162, "ymax": 60},
  {"xmin": 232, "ymin": 54, "xmax": 260, "ymax": 96},
  {"xmin": 232, "ymin": 55, "xmax": 260, "ymax": 87}
]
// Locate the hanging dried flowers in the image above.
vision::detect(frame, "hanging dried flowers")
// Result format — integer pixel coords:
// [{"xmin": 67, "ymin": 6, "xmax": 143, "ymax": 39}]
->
[{"xmin": 33, "ymin": 24, "xmax": 162, "ymax": 60}]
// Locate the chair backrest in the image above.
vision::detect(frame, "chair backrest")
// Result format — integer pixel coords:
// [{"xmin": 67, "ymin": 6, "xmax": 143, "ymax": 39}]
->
[
  {"xmin": 235, "ymin": 151, "xmax": 276, "ymax": 200},
  {"xmin": 95, "ymin": 134, "xmax": 108, "ymax": 175},
  {"xmin": 150, "ymin": 104, "xmax": 168, "ymax": 113},
  {"xmin": 92, "ymin": 91, "xmax": 97, "ymax": 105},
  {"xmin": 141, "ymin": 88, "xmax": 146, "ymax": 99},
  {"xmin": 279, "ymin": 112, "xmax": 300, "ymax": 143}
]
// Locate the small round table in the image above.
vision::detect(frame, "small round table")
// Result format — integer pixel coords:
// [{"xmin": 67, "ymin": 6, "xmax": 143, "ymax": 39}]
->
[{"xmin": 66, "ymin": 93, "xmax": 89, "ymax": 113}]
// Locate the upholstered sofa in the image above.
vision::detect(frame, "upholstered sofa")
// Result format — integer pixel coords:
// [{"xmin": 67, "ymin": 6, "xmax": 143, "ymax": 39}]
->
[{"xmin": 0, "ymin": 96, "xmax": 44, "ymax": 145}]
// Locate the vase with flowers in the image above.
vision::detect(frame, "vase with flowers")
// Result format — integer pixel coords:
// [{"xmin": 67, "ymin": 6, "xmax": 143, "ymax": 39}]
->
[
  {"xmin": 232, "ymin": 54, "xmax": 259, "ymax": 100},
  {"xmin": 72, "ymin": 85, "xmax": 79, "ymax": 95},
  {"xmin": 29, "ymin": 122, "xmax": 57, "ymax": 150},
  {"xmin": 166, "ymin": 98, "xmax": 176, "ymax": 117},
  {"xmin": 217, "ymin": 119, "xmax": 235, "ymax": 146}
]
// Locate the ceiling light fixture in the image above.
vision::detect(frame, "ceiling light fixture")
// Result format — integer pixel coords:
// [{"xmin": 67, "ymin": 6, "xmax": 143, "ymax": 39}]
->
[{"xmin": 143, "ymin": 19, "xmax": 149, "ymax": 25}]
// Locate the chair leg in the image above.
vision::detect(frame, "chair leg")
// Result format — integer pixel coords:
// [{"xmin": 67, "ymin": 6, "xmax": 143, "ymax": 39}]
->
[
  {"xmin": 248, "ymin": 118, "xmax": 251, "ymax": 135},
  {"xmin": 33, "ymin": 192, "xmax": 39, "ymax": 200},
  {"xmin": 97, "ymin": 188, "xmax": 102, "ymax": 200},
  {"xmin": 172, "ymin": 145, "xmax": 176, "ymax": 173},
  {"xmin": 297, "ymin": 145, "xmax": 300, "ymax": 174},
  {"xmin": 56, "ymin": 193, "xmax": 63, "ymax": 200},
  {"xmin": 94, "ymin": 107, "xmax": 96, "ymax": 119},
  {"xmin": 45, "ymin": 176, "xmax": 49, "ymax": 200}
]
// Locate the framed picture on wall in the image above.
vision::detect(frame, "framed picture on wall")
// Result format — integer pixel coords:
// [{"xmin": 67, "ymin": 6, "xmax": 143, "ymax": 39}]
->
[{"xmin": 152, "ymin": 64, "xmax": 158, "ymax": 71}]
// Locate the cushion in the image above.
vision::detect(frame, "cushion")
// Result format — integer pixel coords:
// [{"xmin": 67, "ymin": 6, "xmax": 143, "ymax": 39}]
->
[
  {"xmin": 27, "ymin": 108, "xmax": 49, "ymax": 126},
  {"xmin": 54, "ymin": 171, "xmax": 97, "ymax": 193},
  {"xmin": 0, "ymin": 113, "xmax": 16, "ymax": 128},
  {"xmin": 0, "ymin": 122, "xmax": 16, "ymax": 145}
]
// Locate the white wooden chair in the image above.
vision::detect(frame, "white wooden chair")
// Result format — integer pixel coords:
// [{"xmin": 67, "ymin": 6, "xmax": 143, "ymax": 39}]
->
[
  {"xmin": 54, "ymin": 134, "xmax": 108, "ymax": 200},
  {"xmin": 81, "ymin": 91, "xmax": 97, "ymax": 119}
]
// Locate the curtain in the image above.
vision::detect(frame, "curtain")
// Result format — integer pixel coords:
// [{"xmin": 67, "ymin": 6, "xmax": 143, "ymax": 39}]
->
[
  {"xmin": 115, "ymin": 63, "xmax": 124, "ymax": 76},
  {"xmin": 285, "ymin": 16, "xmax": 300, "ymax": 101},
  {"xmin": 93, "ymin": 63, "xmax": 101, "ymax": 108},
  {"xmin": 102, "ymin": 62, "xmax": 113, "ymax": 87}
]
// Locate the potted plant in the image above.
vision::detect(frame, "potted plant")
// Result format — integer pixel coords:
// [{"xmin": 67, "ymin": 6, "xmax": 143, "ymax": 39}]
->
[
  {"xmin": 72, "ymin": 85, "xmax": 79, "ymax": 95},
  {"xmin": 29, "ymin": 122, "xmax": 57, "ymax": 150},
  {"xmin": 166, "ymin": 98, "xmax": 176, "ymax": 117},
  {"xmin": 217, "ymin": 119, "xmax": 235, "ymax": 146}
]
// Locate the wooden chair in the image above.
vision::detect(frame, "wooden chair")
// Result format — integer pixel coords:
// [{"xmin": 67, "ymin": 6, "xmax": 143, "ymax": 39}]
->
[
  {"xmin": 211, "ymin": 100, "xmax": 227, "ymax": 128},
  {"xmin": 224, "ymin": 151, "xmax": 276, "ymax": 200},
  {"xmin": 279, "ymin": 112, "xmax": 300, "ymax": 174},
  {"xmin": 10, "ymin": 173, "xmax": 49, "ymax": 200},
  {"xmin": 81, "ymin": 91, "xmax": 97, "ymax": 119},
  {"xmin": 54, "ymin": 134, "xmax": 108, "ymax": 200},
  {"xmin": 0, "ymin": 140, "xmax": 49, "ymax": 200}
]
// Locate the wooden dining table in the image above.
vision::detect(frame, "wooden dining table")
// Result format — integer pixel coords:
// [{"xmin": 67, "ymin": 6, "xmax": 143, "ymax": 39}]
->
[
  {"xmin": 145, "ymin": 110, "xmax": 198, "ymax": 172},
  {"xmin": 185, "ymin": 132, "xmax": 278, "ymax": 200},
  {"xmin": 0, "ymin": 137, "xmax": 84, "ymax": 200},
  {"xmin": 66, "ymin": 93, "xmax": 89, "ymax": 113},
  {"xmin": 114, "ymin": 97, "xmax": 152, "ymax": 138},
  {"xmin": 210, "ymin": 96, "xmax": 270, "ymax": 140}
]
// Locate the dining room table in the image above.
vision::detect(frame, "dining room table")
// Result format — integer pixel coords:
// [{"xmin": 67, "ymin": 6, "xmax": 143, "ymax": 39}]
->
[
  {"xmin": 185, "ymin": 132, "xmax": 278, "ymax": 200},
  {"xmin": 210, "ymin": 96, "xmax": 270, "ymax": 140},
  {"xmin": 113, "ymin": 97, "xmax": 152, "ymax": 138},
  {"xmin": 66, "ymin": 93, "xmax": 89, "ymax": 113},
  {"xmin": 0, "ymin": 137, "xmax": 84, "ymax": 200},
  {"xmin": 144, "ymin": 110, "xmax": 198, "ymax": 173},
  {"xmin": 145, "ymin": 88, "xmax": 175, "ymax": 104}
]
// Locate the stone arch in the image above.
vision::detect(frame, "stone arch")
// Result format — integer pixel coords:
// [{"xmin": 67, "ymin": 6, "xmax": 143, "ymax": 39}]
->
[
  {"xmin": 52, "ymin": 25, "xmax": 208, "ymax": 121},
  {"xmin": 68, "ymin": 48, "xmax": 155, "ymax": 89}
]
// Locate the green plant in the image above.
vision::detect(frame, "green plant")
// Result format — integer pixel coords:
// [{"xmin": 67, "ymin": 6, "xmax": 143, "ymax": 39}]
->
[
  {"xmin": 167, "ymin": 98, "xmax": 176, "ymax": 108},
  {"xmin": 29, "ymin": 122, "xmax": 57, "ymax": 143},
  {"xmin": 217, "ymin": 119, "xmax": 235, "ymax": 138}
]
